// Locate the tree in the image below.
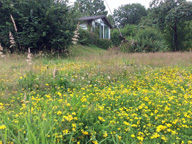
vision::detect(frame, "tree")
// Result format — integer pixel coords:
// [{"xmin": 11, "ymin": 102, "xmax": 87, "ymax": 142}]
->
[
  {"xmin": 107, "ymin": 15, "xmax": 115, "ymax": 28},
  {"xmin": 0, "ymin": 0, "xmax": 76, "ymax": 53},
  {"xmin": 179, "ymin": 20, "xmax": 192, "ymax": 50},
  {"xmin": 113, "ymin": 3, "xmax": 147, "ymax": 28},
  {"xmin": 91, "ymin": 0, "xmax": 107, "ymax": 16},
  {"xmin": 150, "ymin": 0, "xmax": 192, "ymax": 51},
  {"xmin": 74, "ymin": 0, "xmax": 92, "ymax": 16},
  {"xmin": 74, "ymin": 0, "xmax": 107, "ymax": 16}
]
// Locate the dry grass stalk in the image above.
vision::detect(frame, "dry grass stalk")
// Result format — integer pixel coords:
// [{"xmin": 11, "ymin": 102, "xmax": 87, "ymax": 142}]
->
[
  {"xmin": 38, "ymin": 51, "xmax": 43, "ymax": 57},
  {"xmin": 21, "ymin": 93, "xmax": 27, "ymax": 104},
  {"xmin": 53, "ymin": 67, "xmax": 57, "ymax": 78},
  {"xmin": 72, "ymin": 22, "xmax": 80, "ymax": 45},
  {"xmin": 0, "ymin": 43, "xmax": 5, "ymax": 58},
  {"xmin": 10, "ymin": 14, "xmax": 18, "ymax": 32},
  {"xmin": 9, "ymin": 31, "xmax": 16, "ymax": 48},
  {"xmin": 26, "ymin": 48, "xmax": 32, "ymax": 65},
  {"xmin": 24, "ymin": 93, "xmax": 27, "ymax": 104}
]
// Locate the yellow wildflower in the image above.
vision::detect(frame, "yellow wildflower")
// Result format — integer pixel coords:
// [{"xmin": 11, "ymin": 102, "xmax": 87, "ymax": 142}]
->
[
  {"xmin": 103, "ymin": 131, "xmax": 108, "ymax": 138},
  {"xmin": 98, "ymin": 116, "xmax": 105, "ymax": 122},
  {"xmin": 57, "ymin": 110, "xmax": 62, "ymax": 115},
  {"xmin": 0, "ymin": 125, "xmax": 6, "ymax": 130},
  {"xmin": 81, "ymin": 130, "xmax": 89, "ymax": 135},
  {"xmin": 131, "ymin": 134, "xmax": 135, "ymax": 138}
]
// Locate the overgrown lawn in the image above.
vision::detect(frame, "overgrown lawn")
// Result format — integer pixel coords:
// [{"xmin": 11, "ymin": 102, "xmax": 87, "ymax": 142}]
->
[{"xmin": 0, "ymin": 51, "xmax": 192, "ymax": 144}]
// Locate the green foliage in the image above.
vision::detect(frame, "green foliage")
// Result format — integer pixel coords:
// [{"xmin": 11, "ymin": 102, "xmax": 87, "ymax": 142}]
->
[
  {"xmin": 78, "ymin": 28, "xmax": 112, "ymax": 49},
  {"xmin": 113, "ymin": 3, "xmax": 148, "ymax": 27},
  {"xmin": 178, "ymin": 20, "xmax": 192, "ymax": 51},
  {"xmin": 74, "ymin": 0, "xmax": 92, "ymax": 16},
  {"xmin": 150, "ymin": 0, "xmax": 192, "ymax": 51},
  {"xmin": 120, "ymin": 27, "xmax": 168, "ymax": 52},
  {"xmin": 91, "ymin": 0, "xmax": 108, "ymax": 16},
  {"xmin": 0, "ymin": 0, "xmax": 76, "ymax": 53},
  {"xmin": 107, "ymin": 15, "xmax": 115, "ymax": 28},
  {"xmin": 136, "ymin": 27, "xmax": 165, "ymax": 42},
  {"xmin": 139, "ymin": 11, "xmax": 159, "ymax": 29},
  {"xmin": 110, "ymin": 29, "xmax": 121, "ymax": 46},
  {"xmin": 111, "ymin": 25, "xmax": 138, "ymax": 46},
  {"xmin": 111, "ymin": 24, "xmax": 169, "ymax": 52},
  {"xmin": 74, "ymin": 0, "xmax": 107, "ymax": 16},
  {"xmin": 78, "ymin": 29, "xmax": 99, "ymax": 45},
  {"xmin": 121, "ymin": 25, "xmax": 138, "ymax": 38}
]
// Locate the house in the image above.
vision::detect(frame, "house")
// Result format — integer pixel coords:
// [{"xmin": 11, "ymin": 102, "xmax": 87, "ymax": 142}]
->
[{"xmin": 79, "ymin": 15, "xmax": 113, "ymax": 39}]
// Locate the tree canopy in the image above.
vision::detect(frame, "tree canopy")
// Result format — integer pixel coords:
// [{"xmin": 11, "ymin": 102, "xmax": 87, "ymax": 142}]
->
[
  {"xmin": 0, "ymin": 0, "xmax": 76, "ymax": 53},
  {"xmin": 74, "ymin": 0, "xmax": 107, "ymax": 16},
  {"xmin": 113, "ymin": 3, "xmax": 148, "ymax": 28},
  {"xmin": 150, "ymin": 0, "xmax": 192, "ymax": 51}
]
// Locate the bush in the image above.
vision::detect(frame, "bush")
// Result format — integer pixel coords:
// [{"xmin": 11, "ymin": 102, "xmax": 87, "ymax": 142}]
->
[
  {"xmin": 78, "ymin": 29, "xmax": 99, "ymax": 46},
  {"xmin": 111, "ymin": 29, "xmax": 121, "ymax": 46},
  {"xmin": 0, "ymin": 0, "xmax": 76, "ymax": 53},
  {"xmin": 78, "ymin": 28, "xmax": 112, "ymax": 49},
  {"xmin": 135, "ymin": 27, "xmax": 168, "ymax": 52},
  {"xmin": 120, "ymin": 27, "xmax": 169, "ymax": 52},
  {"xmin": 111, "ymin": 24, "xmax": 138, "ymax": 46}
]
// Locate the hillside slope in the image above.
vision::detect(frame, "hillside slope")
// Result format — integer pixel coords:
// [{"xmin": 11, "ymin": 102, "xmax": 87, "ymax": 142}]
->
[{"xmin": 69, "ymin": 44, "xmax": 106, "ymax": 58}]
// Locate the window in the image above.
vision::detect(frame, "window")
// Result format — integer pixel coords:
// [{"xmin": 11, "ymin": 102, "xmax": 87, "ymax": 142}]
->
[
  {"xmin": 94, "ymin": 20, "xmax": 110, "ymax": 39},
  {"xmin": 104, "ymin": 25, "xmax": 109, "ymax": 39},
  {"xmin": 100, "ymin": 25, "xmax": 104, "ymax": 39}
]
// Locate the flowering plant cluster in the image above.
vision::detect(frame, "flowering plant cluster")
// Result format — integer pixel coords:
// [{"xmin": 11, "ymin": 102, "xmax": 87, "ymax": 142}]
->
[{"xmin": 0, "ymin": 58, "xmax": 192, "ymax": 144}]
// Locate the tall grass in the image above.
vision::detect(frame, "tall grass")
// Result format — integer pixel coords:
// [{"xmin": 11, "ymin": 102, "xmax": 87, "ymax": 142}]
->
[{"xmin": 0, "ymin": 46, "xmax": 192, "ymax": 143}]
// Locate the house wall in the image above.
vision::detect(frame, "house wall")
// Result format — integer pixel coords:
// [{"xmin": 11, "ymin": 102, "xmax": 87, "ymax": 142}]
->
[
  {"xmin": 95, "ymin": 19, "xmax": 111, "ymax": 39},
  {"xmin": 79, "ymin": 18, "xmax": 111, "ymax": 39}
]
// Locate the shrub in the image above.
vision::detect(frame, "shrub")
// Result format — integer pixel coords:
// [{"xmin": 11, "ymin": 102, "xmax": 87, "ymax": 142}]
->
[
  {"xmin": 136, "ymin": 27, "xmax": 164, "ymax": 42},
  {"xmin": 111, "ymin": 29, "xmax": 121, "ymax": 46},
  {"xmin": 120, "ymin": 27, "xmax": 169, "ymax": 52},
  {"xmin": 0, "ymin": 0, "xmax": 76, "ymax": 53},
  {"xmin": 78, "ymin": 28, "xmax": 112, "ymax": 49},
  {"xmin": 135, "ymin": 27, "xmax": 168, "ymax": 52},
  {"xmin": 111, "ymin": 24, "xmax": 138, "ymax": 46},
  {"xmin": 78, "ymin": 29, "xmax": 99, "ymax": 46}
]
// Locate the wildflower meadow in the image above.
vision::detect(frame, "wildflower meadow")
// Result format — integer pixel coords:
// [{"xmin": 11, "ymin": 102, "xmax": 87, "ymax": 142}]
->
[{"xmin": 0, "ymin": 51, "xmax": 192, "ymax": 144}]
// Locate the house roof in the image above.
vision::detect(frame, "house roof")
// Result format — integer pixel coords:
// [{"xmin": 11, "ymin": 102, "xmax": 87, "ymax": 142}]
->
[{"xmin": 79, "ymin": 15, "xmax": 113, "ymax": 29}]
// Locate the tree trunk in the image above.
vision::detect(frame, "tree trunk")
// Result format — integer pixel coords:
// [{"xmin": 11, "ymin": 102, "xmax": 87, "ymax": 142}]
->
[{"xmin": 172, "ymin": 22, "xmax": 179, "ymax": 51}]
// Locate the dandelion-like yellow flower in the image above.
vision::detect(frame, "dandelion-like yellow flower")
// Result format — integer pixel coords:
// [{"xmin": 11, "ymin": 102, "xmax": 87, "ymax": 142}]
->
[
  {"xmin": 0, "ymin": 125, "xmax": 6, "ymax": 130},
  {"xmin": 123, "ymin": 121, "xmax": 129, "ymax": 126},
  {"xmin": 81, "ymin": 130, "xmax": 89, "ymax": 135},
  {"xmin": 103, "ymin": 131, "xmax": 108, "ymax": 138},
  {"xmin": 57, "ymin": 110, "xmax": 62, "ymax": 115},
  {"xmin": 92, "ymin": 140, "xmax": 98, "ymax": 144},
  {"xmin": 131, "ymin": 134, "xmax": 135, "ymax": 138},
  {"xmin": 98, "ymin": 116, "xmax": 105, "ymax": 122},
  {"xmin": 137, "ymin": 136, "xmax": 144, "ymax": 141},
  {"xmin": 63, "ymin": 129, "xmax": 69, "ymax": 134}
]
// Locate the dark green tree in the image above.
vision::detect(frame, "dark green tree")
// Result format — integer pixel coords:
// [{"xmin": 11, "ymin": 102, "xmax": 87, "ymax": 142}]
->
[
  {"xmin": 150, "ymin": 0, "xmax": 192, "ymax": 51},
  {"xmin": 74, "ymin": 0, "xmax": 92, "ymax": 16},
  {"xmin": 91, "ymin": 0, "xmax": 107, "ymax": 16},
  {"xmin": 113, "ymin": 3, "xmax": 148, "ymax": 27},
  {"xmin": 178, "ymin": 20, "xmax": 192, "ymax": 50},
  {"xmin": 74, "ymin": 0, "xmax": 107, "ymax": 16},
  {"xmin": 107, "ymin": 15, "xmax": 115, "ymax": 28},
  {"xmin": 0, "ymin": 0, "xmax": 76, "ymax": 53}
]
